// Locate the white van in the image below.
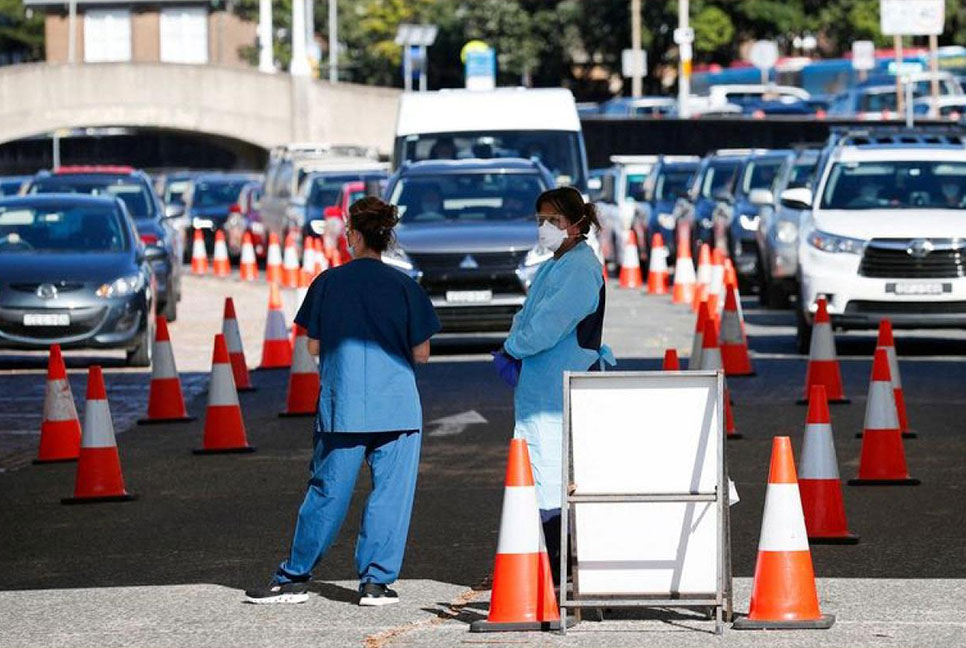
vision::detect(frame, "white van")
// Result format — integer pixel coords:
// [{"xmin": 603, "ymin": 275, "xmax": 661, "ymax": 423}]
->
[{"xmin": 393, "ymin": 88, "xmax": 590, "ymax": 193}]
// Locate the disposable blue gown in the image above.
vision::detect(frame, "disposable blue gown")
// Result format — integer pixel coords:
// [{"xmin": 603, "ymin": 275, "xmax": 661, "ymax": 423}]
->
[{"xmin": 504, "ymin": 241, "xmax": 613, "ymax": 515}]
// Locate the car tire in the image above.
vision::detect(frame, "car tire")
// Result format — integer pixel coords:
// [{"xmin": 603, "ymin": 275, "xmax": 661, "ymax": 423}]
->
[
  {"xmin": 126, "ymin": 316, "xmax": 153, "ymax": 368},
  {"xmin": 795, "ymin": 300, "xmax": 812, "ymax": 355},
  {"xmin": 761, "ymin": 281, "xmax": 790, "ymax": 309},
  {"xmin": 162, "ymin": 292, "xmax": 177, "ymax": 322}
]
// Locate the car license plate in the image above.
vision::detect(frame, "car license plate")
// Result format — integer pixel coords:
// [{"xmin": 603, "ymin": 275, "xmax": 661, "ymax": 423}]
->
[
  {"xmin": 446, "ymin": 290, "xmax": 492, "ymax": 304},
  {"xmin": 23, "ymin": 313, "xmax": 70, "ymax": 326},
  {"xmin": 892, "ymin": 282, "xmax": 944, "ymax": 296}
]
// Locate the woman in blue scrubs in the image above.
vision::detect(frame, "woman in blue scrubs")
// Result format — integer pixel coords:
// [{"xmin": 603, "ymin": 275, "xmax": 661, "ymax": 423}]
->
[
  {"xmin": 496, "ymin": 187, "xmax": 611, "ymax": 586},
  {"xmin": 247, "ymin": 197, "xmax": 440, "ymax": 606}
]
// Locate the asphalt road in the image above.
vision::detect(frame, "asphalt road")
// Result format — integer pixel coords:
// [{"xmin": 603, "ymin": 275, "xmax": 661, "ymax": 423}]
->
[{"xmin": 1, "ymin": 273, "xmax": 965, "ymax": 647}]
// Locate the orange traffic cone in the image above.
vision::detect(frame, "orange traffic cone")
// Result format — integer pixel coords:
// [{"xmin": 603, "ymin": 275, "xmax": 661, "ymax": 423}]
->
[
  {"xmin": 691, "ymin": 244, "xmax": 711, "ymax": 312},
  {"xmin": 239, "ymin": 232, "xmax": 259, "ymax": 281},
  {"xmin": 618, "ymin": 230, "xmax": 643, "ymax": 289},
  {"xmin": 701, "ymin": 317, "xmax": 740, "ymax": 439},
  {"xmin": 689, "ymin": 300, "xmax": 710, "ymax": 370},
  {"xmin": 732, "ymin": 437, "xmax": 834, "ymax": 630},
  {"xmin": 722, "ymin": 258, "xmax": 745, "ymax": 322},
  {"xmin": 34, "ymin": 344, "xmax": 81, "ymax": 464},
  {"xmin": 799, "ymin": 298, "xmax": 848, "ymax": 405},
  {"xmin": 470, "ymin": 439, "xmax": 563, "ymax": 633},
  {"xmin": 313, "ymin": 237, "xmax": 328, "ymax": 276},
  {"xmin": 645, "ymin": 233, "xmax": 669, "ymax": 295},
  {"xmin": 296, "ymin": 238, "xmax": 315, "ymax": 307},
  {"xmin": 260, "ymin": 283, "xmax": 292, "ymax": 369},
  {"xmin": 265, "ymin": 232, "xmax": 283, "ymax": 284},
  {"xmin": 62, "ymin": 366, "xmax": 137, "ymax": 504},
  {"xmin": 671, "ymin": 223, "xmax": 696, "ymax": 305},
  {"xmin": 705, "ymin": 249, "xmax": 725, "ymax": 317},
  {"xmin": 137, "ymin": 316, "xmax": 193, "ymax": 424},
  {"xmin": 799, "ymin": 385, "xmax": 859, "ymax": 544},
  {"xmin": 280, "ymin": 325, "xmax": 320, "ymax": 417},
  {"xmin": 877, "ymin": 319, "xmax": 915, "ymax": 438},
  {"xmin": 194, "ymin": 334, "xmax": 255, "ymax": 455},
  {"xmin": 190, "ymin": 230, "xmax": 208, "ymax": 275},
  {"xmin": 662, "ymin": 348, "xmax": 680, "ymax": 371},
  {"xmin": 848, "ymin": 349, "xmax": 919, "ymax": 486},
  {"xmin": 212, "ymin": 230, "xmax": 231, "ymax": 277},
  {"xmin": 222, "ymin": 297, "xmax": 255, "ymax": 391},
  {"xmin": 720, "ymin": 285, "xmax": 754, "ymax": 376},
  {"xmin": 282, "ymin": 232, "xmax": 300, "ymax": 288}
]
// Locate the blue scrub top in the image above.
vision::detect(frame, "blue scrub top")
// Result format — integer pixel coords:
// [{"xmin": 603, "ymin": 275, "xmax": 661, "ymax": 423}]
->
[{"xmin": 295, "ymin": 258, "xmax": 441, "ymax": 434}]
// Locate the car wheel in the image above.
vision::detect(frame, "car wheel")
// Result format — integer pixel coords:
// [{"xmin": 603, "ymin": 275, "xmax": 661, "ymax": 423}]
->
[
  {"xmin": 795, "ymin": 300, "xmax": 812, "ymax": 355},
  {"xmin": 126, "ymin": 316, "xmax": 153, "ymax": 367},
  {"xmin": 162, "ymin": 292, "xmax": 177, "ymax": 322}
]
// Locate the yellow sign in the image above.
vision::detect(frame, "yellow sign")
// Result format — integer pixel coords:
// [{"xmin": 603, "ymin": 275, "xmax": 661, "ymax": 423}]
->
[{"xmin": 460, "ymin": 40, "xmax": 490, "ymax": 64}]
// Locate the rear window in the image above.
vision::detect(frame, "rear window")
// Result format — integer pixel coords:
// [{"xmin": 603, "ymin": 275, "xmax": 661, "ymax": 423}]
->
[
  {"xmin": 0, "ymin": 203, "xmax": 127, "ymax": 252},
  {"xmin": 30, "ymin": 176, "xmax": 154, "ymax": 219},
  {"xmin": 192, "ymin": 180, "xmax": 248, "ymax": 208}
]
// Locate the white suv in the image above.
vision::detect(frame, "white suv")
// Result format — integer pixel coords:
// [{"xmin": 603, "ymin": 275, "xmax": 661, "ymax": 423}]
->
[{"xmin": 791, "ymin": 128, "xmax": 966, "ymax": 351}]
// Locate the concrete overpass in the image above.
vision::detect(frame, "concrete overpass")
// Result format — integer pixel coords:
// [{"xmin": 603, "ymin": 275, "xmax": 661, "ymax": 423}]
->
[{"xmin": 0, "ymin": 62, "xmax": 401, "ymax": 155}]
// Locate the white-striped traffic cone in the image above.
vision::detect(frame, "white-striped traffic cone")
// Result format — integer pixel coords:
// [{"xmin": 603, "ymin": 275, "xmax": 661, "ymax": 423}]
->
[
  {"xmin": 720, "ymin": 285, "xmax": 754, "ymax": 376},
  {"xmin": 705, "ymin": 248, "xmax": 725, "ymax": 317},
  {"xmin": 689, "ymin": 300, "xmax": 709, "ymax": 370},
  {"xmin": 137, "ymin": 316, "xmax": 193, "ymax": 424},
  {"xmin": 239, "ymin": 232, "xmax": 259, "ymax": 281},
  {"xmin": 691, "ymin": 243, "xmax": 712, "ymax": 312},
  {"xmin": 618, "ymin": 230, "xmax": 644, "ymax": 289},
  {"xmin": 799, "ymin": 297, "xmax": 848, "ymax": 405},
  {"xmin": 222, "ymin": 297, "xmax": 255, "ymax": 391},
  {"xmin": 62, "ymin": 366, "xmax": 137, "ymax": 504},
  {"xmin": 671, "ymin": 222, "xmax": 696, "ymax": 305},
  {"xmin": 702, "ymin": 317, "xmax": 740, "ymax": 439},
  {"xmin": 282, "ymin": 232, "xmax": 300, "ymax": 288},
  {"xmin": 212, "ymin": 230, "xmax": 231, "ymax": 277},
  {"xmin": 194, "ymin": 334, "xmax": 255, "ymax": 455},
  {"xmin": 34, "ymin": 344, "xmax": 81, "ymax": 463},
  {"xmin": 645, "ymin": 233, "xmax": 669, "ymax": 295},
  {"xmin": 259, "ymin": 283, "xmax": 292, "ymax": 369},
  {"xmin": 876, "ymin": 319, "xmax": 915, "ymax": 438},
  {"xmin": 279, "ymin": 325, "xmax": 320, "ymax": 417},
  {"xmin": 732, "ymin": 436, "xmax": 834, "ymax": 630},
  {"xmin": 265, "ymin": 232, "xmax": 283, "ymax": 284},
  {"xmin": 190, "ymin": 230, "xmax": 208, "ymax": 275}
]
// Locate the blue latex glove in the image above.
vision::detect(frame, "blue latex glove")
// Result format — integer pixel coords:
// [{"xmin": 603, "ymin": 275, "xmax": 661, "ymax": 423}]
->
[{"xmin": 491, "ymin": 349, "xmax": 521, "ymax": 388}]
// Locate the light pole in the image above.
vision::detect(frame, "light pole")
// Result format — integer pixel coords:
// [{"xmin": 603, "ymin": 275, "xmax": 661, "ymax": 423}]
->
[
  {"xmin": 290, "ymin": 0, "xmax": 311, "ymax": 76},
  {"xmin": 630, "ymin": 0, "xmax": 642, "ymax": 98},
  {"xmin": 328, "ymin": 0, "xmax": 338, "ymax": 83},
  {"xmin": 676, "ymin": 0, "xmax": 693, "ymax": 118},
  {"xmin": 67, "ymin": 0, "xmax": 77, "ymax": 63},
  {"xmin": 258, "ymin": 0, "xmax": 273, "ymax": 72}
]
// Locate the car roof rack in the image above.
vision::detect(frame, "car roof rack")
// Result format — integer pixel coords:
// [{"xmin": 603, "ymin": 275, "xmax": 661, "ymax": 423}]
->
[{"xmin": 828, "ymin": 125, "xmax": 966, "ymax": 148}]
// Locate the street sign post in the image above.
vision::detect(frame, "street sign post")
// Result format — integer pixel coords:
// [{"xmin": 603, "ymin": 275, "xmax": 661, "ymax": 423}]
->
[
  {"xmin": 748, "ymin": 40, "xmax": 779, "ymax": 84},
  {"xmin": 621, "ymin": 49, "xmax": 647, "ymax": 80},
  {"xmin": 851, "ymin": 40, "xmax": 876, "ymax": 71},
  {"xmin": 880, "ymin": 0, "xmax": 944, "ymax": 36},
  {"xmin": 461, "ymin": 40, "xmax": 495, "ymax": 91}
]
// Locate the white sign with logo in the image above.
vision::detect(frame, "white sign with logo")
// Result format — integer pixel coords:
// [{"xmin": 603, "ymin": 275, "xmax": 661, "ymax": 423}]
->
[
  {"xmin": 621, "ymin": 49, "xmax": 647, "ymax": 78},
  {"xmin": 748, "ymin": 40, "xmax": 779, "ymax": 71},
  {"xmin": 880, "ymin": 0, "xmax": 945, "ymax": 36},
  {"xmin": 851, "ymin": 40, "xmax": 876, "ymax": 71}
]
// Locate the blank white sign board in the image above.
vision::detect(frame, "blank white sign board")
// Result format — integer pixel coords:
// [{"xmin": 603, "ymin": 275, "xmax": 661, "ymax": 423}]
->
[{"xmin": 567, "ymin": 372, "xmax": 722, "ymax": 596}]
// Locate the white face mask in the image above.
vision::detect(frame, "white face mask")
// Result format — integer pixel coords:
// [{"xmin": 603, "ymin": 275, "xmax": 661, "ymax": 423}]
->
[{"xmin": 538, "ymin": 220, "xmax": 567, "ymax": 252}]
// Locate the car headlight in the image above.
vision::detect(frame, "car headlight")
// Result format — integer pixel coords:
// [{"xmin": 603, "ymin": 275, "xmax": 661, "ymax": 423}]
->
[
  {"xmin": 738, "ymin": 213, "xmax": 760, "ymax": 230},
  {"xmin": 657, "ymin": 213, "xmax": 676, "ymax": 230},
  {"xmin": 807, "ymin": 230, "xmax": 865, "ymax": 254},
  {"xmin": 96, "ymin": 274, "xmax": 144, "ymax": 298},
  {"xmin": 775, "ymin": 220, "xmax": 798, "ymax": 244},
  {"xmin": 382, "ymin": 246, "xmax": 414, "ymax": 271},
  {"xmin": 523, "ymin": 247, "xmax": 553, "ymax": 267}
]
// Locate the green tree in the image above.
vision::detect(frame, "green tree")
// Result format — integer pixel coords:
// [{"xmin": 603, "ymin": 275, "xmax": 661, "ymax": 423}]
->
[
  {"xmin": 0, "ymin": 0, "xmax": 44, "ymax": 63},
  {"xmin": 691, "ymin": 4, "xmax": 735, "ymax": 61}
]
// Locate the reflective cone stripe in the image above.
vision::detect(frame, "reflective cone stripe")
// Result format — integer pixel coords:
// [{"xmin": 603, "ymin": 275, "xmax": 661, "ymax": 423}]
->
[
  {"xmin": 671, "ymin": 223, "xmax": 696, "ymax": 304},
  {"xmin": 62, "ymin": 366, "xmax": 136, "ymax": 503},
  {"xmin": 36, "ymin": 344, "xmax": 81, "ymax": 463},
  {"xmin": 849, "ymin": 349, "xmax": 918, "ymax": 485},
  {"xmin": 471, "ymin": 439, "xmax": 560, "ymax": 632},
  {"xmin": 239, "ymin": 232, "xmax": 258, "ymax": 281},
  {"xmin": 733, "ymin": 437, "xmax": 832, "ymax": 630},
  {"xmin": 662, "ymin": 348, "xmax": 680, "ymax": 371},
  {"xmin": 618, "ymin": 230, "xmax": 643, "ymax": 289},
  {"xmin": 689, "ymin": 300, "xmax": 709, "ymax": 370},
  {"xmin": 280, "ymin": 326, "xmax": 320, "ymax": 417},
  {"xmin": 212, "ymin": 230, "xmax": 231, "ymax": 277},
  {"xmin": 282, "ymin": 232, "xmax": 300, "ymax": 288},
  {"xmin": 691, "ymin": 244, "xmax": 712, "ymax": 311},
  {"xmin": 260, "ymin": 283, "xmax": 292, "ymax": 369},
  {"xmin": 801, "ymin": 298, "xmax": 847, "ymax": 404},
  {"xmin": 190, "ymin": 230, "xmax": 208, "ymax": 275},
  {"xmin": 723, "ymin": 259, "xmax": 745, "ymax": 322},
  {"xmin": 222, "ymin": 297, "xmax": 254, "ymax": 391},
  {"xmin": 798, "ymin": 386, "xmax": 858, "ymax": 543},
  {"xmin": 139, "ymin": 316, "xmax": 191, "ymax": 423},
  {"xmin": 646, "ymin": 233, "xmax": 669, "ymax": 295},
  {"xmin": 265, "ymin": 232, "xmax": 283, "ymax": 284},
  {"xmin": 299, "ymin": 236, "xmax": 316, "ymax": 286},
  {"xmin": 195, "ymin": 334, "xmax": 254, "ymax": 454},
  {"xmin": 877, "ymin": 319, "xmax": 913, "ymax": 438},
  {"xmin": 705, "ymin": 249, "xmax": 725, "ymax": 317},
  {"xmin": 703, "ymin": 318, "xmax": 740, "ymax": 439},
  {"xmin": 720, "ymin": 286, "xmax": 754, "ymax": 376}
]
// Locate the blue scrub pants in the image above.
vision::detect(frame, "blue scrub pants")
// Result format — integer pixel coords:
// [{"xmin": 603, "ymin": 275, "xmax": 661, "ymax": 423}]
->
[{"xmin": 276, "ymin": 430, "xmax": 421, "ymax": 585}]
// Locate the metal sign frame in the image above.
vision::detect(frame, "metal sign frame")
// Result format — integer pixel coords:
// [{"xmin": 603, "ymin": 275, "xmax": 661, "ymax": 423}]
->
[{"xmin": 559, "ymin": 370, "xmax": 733, "ymax": 635}]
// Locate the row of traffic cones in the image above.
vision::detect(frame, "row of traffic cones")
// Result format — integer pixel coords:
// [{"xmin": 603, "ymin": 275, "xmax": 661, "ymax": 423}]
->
[{"xmin": 191, "ymin": 230, "xmax": 343, "ymax": 285}]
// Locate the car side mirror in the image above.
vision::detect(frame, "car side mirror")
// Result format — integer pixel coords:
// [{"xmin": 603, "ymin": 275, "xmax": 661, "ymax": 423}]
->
[
  {"xmin": 600, "ymin": 174, "xmax": 616, "ymax": 203},
  {"xmin": 748, "ymin": 188, "xmax": 774, "ymax": 207},
  {"xmin": 323, "ymin": 206, "xmax": 343, "ymax": 219},
  {"xmin": 144, "ymin": 245, "xmax": 166, "ymax": 261},
  {"xmin": 780, "ymin": 187, "xmax": 813, "ymax": 210},
  {"xmin": 164, "ymin": 204, "xmax": 184, "ymax": 219}
]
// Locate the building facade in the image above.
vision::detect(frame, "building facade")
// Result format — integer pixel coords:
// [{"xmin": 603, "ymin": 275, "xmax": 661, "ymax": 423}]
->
[{"xmin": 26, "ymin": 0, "xmax": 256, "ymax": 67}]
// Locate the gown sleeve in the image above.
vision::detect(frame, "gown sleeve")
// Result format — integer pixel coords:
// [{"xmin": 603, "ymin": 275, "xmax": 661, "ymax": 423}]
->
[
  {"xmin": 406, "ymin": 280, "xmax": 442, "ymax": 346},
  {"xmin": 504, "ymin": 258, "xmax": 600, "ymax": 360}
]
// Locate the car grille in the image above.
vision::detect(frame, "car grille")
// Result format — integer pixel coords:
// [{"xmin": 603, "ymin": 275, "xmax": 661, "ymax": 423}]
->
[
  {"xmin": 410, "ymin": 251, "xmax": 527, "ymax": 298},
  {"xmin": 436, "ymin": 305, "xmax": 520, "ymax": 333},
  {"xmin": 844, "ymin": 301, "xmax": 966, "ymax": 315},
  {"xmin": 859, "ymin": 239, "xmax": 966, "ymax": 279},
  {"xmin": 9, "ymin": 282, "xmax": 86, "ymax": 294},
  {"xmin": 0, "ymin": 306, "xmax": 107, "ymax": 341}
]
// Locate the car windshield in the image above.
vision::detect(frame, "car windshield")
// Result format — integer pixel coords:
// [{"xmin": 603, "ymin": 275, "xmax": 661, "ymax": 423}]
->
[
  {"xmin": 29, "ymin": 176, "xmax": 153, "ymax": 219},
  {"xmin": 625, "ymin": 173, "xmax": 648, "ymax": 202},
  {"xmin": 821, "ymin": 161, "xmax": 966, "ymax": 210},
  {"xmin": 654, "ymin": 169, "xmax": 695, "ymax": 200},
  {"xmin": 390, "ymin": 172, "xmax": 546, "ymax": 223},
  {"xmin": 741, "ymin": 159, "xmax": 784, "ymax": 194},
  {"xmin": 700, "ymin": 161, "xmax": 740, "ymax": 199},
  {"xmin": 0, "ymin": 203, "xmax": 126, "ymax": 252},
  {"xmin": 192, "ymin": 180, "xmax": 248, "ymax": 208},
  {"xmin": 396, "ymin": 130, "xmax": 585, "ymax": 190},
  {"xmin": 857, "ymin": 90, "xmax": 922, "ymax": 113},
  {"xmin": 306, "ymin": 175, "xmax": 380, "ymax": 208}
]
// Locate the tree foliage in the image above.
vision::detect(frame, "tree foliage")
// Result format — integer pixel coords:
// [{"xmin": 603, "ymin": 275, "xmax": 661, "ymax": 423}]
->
[{"xmin": 0, "ymin": 0, "xmax": 44, "ymax": 64}]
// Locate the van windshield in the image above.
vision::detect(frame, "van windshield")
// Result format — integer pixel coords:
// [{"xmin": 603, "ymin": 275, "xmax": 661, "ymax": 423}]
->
[
  {"xmin": 396, "ymin": 130, "xmax": 586, "ymax": 190},
  {"xmin": 389, "ymin": 172, "xmax": 547, "ymax": 223}
]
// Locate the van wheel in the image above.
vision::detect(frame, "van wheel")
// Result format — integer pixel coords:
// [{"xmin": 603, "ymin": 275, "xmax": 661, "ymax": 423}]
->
[{"xmin": 795, "ymin": 301, "xmax": 811, "ymax": 354}]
